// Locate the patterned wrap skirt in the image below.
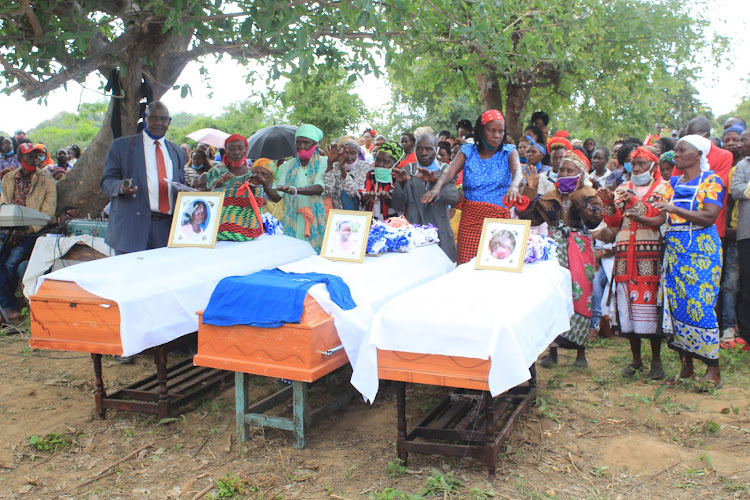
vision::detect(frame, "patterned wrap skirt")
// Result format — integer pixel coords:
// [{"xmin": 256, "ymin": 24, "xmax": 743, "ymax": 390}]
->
[
  {"xmin": 660, "ymin": 226, "xmax": 722, "ymax": 366},
  {"xmin": 456, "ymin": 199, "xmax": 509, "ymax": 264},
  {"xmin": 549, "ymin": 224, "xmax": 595, "ymax": 348}
]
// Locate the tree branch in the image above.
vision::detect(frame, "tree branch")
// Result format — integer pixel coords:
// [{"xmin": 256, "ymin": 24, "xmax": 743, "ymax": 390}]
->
[
  {"xmin": 20, "ymin": 0, "xmax": 44, "ymax": 44},
  {"xmin": 191, "ymin": 1, "xmax": 339, "ymax": 22},
  {"xmin": 176, "ymin": 40, "xmax": 281, "ymax": 65},
  {"xmin": 0, "ymin": 53, "xmax": 38, "ymax": 94},
  {"xmin": 13, "ymin": 26, "xmax": 140, "ymax": 100},
  {"xmin": 309, "ymin": 29, "xmax": 404, "ymax": 40}
]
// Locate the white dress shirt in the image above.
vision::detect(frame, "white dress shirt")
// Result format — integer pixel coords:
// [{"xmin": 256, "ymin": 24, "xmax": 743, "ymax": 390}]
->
[{"xmin": 142, "ymin": 132, "xmax": 174, "ymax": 213}]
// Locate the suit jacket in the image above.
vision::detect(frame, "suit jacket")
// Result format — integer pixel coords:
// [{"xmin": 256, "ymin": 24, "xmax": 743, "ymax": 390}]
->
[
  {"xmin": 390, "ymin": 162, "xmax": 460, "ymax": 261},
  {"xmin": 100, "ymin": 132, "xmax": 186, "ymax": 252}
]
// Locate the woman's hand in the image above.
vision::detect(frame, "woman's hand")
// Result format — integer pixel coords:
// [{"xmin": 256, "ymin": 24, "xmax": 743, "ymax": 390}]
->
[
  {"xmin": 218, "ymin": 173, "xmax": 233, "ymax": 185},
  {"xmin": 421, "ymin": 188, "xmax": 439, "ymax": 204},
  {"xmin": 597, "ymin": 187, "xmax": 614, "ymax": 203},
  {"xmin": 652, "ymin": 202, "xmax": 674, "ymax": 214},
  {"xmin": 624, "ymin": 209, "xmax": 645, "ymax": 224},
  {"xmin": 378, "ymin": 190, "xmax": 392, "ymax": 200},
  {"xmin": 619, "ymin": 190, "xmax": 633, "ymax": 206},
  {"xmin": 525, "ymin": 164, "xmax": 539, "ymax": 189},
  {"xmin": 276, "ymin": 185, "xmax": 292, "ymax": 194},
  {"xmin": 326, "ymin": 144, "xmax": 338, "ymax": 172},
  {"xmin": 361, "ymin": 191, "xmax": 376, "ymax": 202},
  {"xmin": 505, "ymin": 185, "xmax": 520, "ymax": 202}
]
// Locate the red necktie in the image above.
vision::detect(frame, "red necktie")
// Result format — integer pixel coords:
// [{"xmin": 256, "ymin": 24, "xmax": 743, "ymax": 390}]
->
[{"xmin": 154, "ymin": 141, "xmax": 170, "ymax": 214}]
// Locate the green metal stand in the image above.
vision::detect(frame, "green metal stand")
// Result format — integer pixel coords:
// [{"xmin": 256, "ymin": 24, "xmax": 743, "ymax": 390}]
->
[{"xmin": 235, "ymin": 370, "xmax": 357, "ymax": 449}]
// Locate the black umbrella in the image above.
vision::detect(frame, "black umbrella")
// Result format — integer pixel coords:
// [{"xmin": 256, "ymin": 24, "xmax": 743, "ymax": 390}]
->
[{"xmin": 246, "ymin": 125, "xmax": 298, "ymax": 161}]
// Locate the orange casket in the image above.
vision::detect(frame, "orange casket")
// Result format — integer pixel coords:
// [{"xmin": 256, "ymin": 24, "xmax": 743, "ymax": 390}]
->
[
  {"xmin": 193, "ymin": 294, "xmax": 348, "ymax": 382},
  {"xmin": 29, "ymin": 279, "xmax": 122, "ymax": 355}
]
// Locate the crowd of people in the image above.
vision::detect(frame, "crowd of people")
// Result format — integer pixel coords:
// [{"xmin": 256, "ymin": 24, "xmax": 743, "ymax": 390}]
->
[
  {"xmin": 1, "ymin": 100, "xmax": 748, "ymax": 390},
  {"xmin": 170, "ymin": 104, "xmax": 749, "ymax": 390},
  {"xmin": 0, "ymin": 130, "xmax": 80, "ymax": 183}
]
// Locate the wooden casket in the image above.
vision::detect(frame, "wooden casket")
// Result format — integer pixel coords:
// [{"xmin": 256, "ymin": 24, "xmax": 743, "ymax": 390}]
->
[
  {"xmin": 30, "ymin": 279, "xmax": 122, "ymax": 355},
  {"xmin": 194, "ymin": 294, "xmax": 347, "ymax": 383}
]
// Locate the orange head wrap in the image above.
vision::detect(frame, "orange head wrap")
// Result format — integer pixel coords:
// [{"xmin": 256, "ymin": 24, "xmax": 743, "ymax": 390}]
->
[{"xmin": 546, "ymin": 137, "xmax": 573, "ymax": 154}]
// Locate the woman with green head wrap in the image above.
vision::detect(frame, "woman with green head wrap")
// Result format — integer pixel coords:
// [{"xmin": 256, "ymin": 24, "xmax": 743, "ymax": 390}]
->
[
  {"xmin": 358, "ymin": 141, "xmax": 403, "ymax": 220},
  {"xmin": 270, "ymin": 124, "xmax": 328, "ymax": 252}
]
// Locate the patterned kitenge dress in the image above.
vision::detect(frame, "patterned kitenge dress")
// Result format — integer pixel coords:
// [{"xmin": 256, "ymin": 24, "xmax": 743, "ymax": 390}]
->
[
  {"xmin": 660, "ymin": 172, "xmax": 725, "ymax": 365},
  {"xmin": 603, "ymin": 179, "xmax": 669, "ymax": 336}
]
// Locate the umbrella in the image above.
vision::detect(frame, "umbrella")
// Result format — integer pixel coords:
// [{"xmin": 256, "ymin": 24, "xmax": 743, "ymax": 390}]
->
[
  {"xmin": 246, "ymin": 125, "xmax": 298, "ymax": 161},
  {"xmin": 0, "ymin": 204, "xmax": 51, "ymax": 228},
  {"xmin": 186, "ymin": 128, "xmax": 231, "ymax": 149}
]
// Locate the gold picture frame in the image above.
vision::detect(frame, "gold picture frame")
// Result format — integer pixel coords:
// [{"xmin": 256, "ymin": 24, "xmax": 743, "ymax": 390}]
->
[
  {"xmin": 167, "ymin": 191, "xmax": 225, "ymax": 248},
  {"xmin": 475, "ymin": 218, "xmax": 531, "ymax": 272},
  {"xmin": 320, "ymin": 209, "xmax": 373, "ymax": 263}
]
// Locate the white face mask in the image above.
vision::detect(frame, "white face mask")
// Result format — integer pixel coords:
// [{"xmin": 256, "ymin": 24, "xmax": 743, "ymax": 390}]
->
[{"xmin": 631, "ymin": 162, "xmax": 654, "ymax": 186}]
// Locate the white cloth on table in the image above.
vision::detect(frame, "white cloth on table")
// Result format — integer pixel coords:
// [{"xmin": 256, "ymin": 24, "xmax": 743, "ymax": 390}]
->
[
  {"xmin": 23, "ymin": 234, "xmax": 114, "ymax": 299},
  {"xmin": 279, "ymin": 244, "xmax": 455, "ymax": 374},
  {"xmin": 351, "ymin": 259, "xmax": 574, "ymax": 402},
  {"xmin": 35, "ymin": 235, "xmax": 315, "ymax": 356}
]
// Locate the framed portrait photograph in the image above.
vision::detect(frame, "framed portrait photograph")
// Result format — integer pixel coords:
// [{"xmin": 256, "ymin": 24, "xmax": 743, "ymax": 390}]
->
[
  {"xmin": 167, "ymin": 191, "xmax": 224, "ymax": 248},
  {"xmin": 475, "ymin": 218, "xmax": 531, "ymax": 272},
  {"xmin": 320, "ymin": 209, "xmax": 373, "ymax": 263}
]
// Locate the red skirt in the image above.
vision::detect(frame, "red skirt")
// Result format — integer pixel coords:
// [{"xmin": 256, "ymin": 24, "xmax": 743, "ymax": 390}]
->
[{"xmin": 456, "ymin": 199, "xmax": 510, "ymax": 264}]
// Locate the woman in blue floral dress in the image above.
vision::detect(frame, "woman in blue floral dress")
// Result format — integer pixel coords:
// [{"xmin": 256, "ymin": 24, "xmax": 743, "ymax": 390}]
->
[{"xmin": 653, "ymin": 135, "xmax": 725, "ymax": 389}]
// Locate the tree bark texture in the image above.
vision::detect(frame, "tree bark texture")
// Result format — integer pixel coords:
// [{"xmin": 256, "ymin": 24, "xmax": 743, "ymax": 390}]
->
[
  {"xmin": 56, "ymin": 30, "xmax": 193, "ymax": 216},
  {"xmin": 475, "ymin": 69, "xmax": 503, "ymax": 113},
  {"xmin": 475, "ymin": 68, "xmax": 531, "ymax": 144},
  {"xmin": 504, "ymin": 81, "xmax": 531, "ymax": 143}
]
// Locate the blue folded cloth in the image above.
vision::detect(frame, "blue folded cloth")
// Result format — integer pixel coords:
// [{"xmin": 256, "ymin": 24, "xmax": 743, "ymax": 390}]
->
[{"xmin": 202, "ymin": 268, "xmax": 356, "ymax": 327}]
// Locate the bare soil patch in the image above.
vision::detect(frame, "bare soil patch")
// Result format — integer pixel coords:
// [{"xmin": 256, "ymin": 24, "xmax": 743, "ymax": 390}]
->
[{"xmin": 1, "ymin": 332, "xmax": 749, "ymax": 499}]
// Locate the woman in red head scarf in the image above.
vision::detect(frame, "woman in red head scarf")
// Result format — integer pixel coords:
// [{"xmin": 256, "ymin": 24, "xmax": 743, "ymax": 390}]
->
[
  {"xmin": 204, "ymin": 134, "xmax": 252, "ymax": 189},
  {"xmin": 422, "ymin": 109, "xmax": 523, "ymax": 264},
  {"xmin": 597, "ymin": 146, "xmax": 669, "ymax": 379}
]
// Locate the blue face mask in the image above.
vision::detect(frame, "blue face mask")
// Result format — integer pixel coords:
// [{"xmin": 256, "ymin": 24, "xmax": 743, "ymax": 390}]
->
[
  {"xmin": 420, "ymin": 158, "xmax": 441, "ymax": 172},
  {"xmin": 3, "ymin": 149, "xmax": 14, "ymax": 157},
  {"xmin": 480, "ymin": 137, "xmax": 499, "ymax": 151},
  {"xmin": 143, "ymin": 118, "xmax": 168, "ymax": 140},
  {"xmin": 624, "ymin": 162, "xmax": 632, "ymax": 173},
  {"xmin": 548, "ymin": 171, "xmax": 559, "ymax": 182}
]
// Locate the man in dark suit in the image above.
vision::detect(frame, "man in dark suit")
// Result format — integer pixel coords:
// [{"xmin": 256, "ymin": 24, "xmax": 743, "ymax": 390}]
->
[{"xmin": 100, "ymin": 101, "xmax": 186, "ymax": 254}]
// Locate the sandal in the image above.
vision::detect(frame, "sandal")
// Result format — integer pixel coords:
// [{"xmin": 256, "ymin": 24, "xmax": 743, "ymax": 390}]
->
[
  {"xmin": 665, "ymin": 375, "xmax": 695, "ymax": 387},
  {"xmin": 588, "ymin": 328, "xmax": 599, "ymax": 342},
  {"xmin": 695, "ymin": 379, "xmax": 723, "ymax": 393},
  {"xmin": 720, "ymin": 338, "xmax": 748, "ymax": 350},
  {"xmin": 621, "ymin": 363, "xmax": 643, "ymax": 377},
  {"xmin": 648, "ymin": 365, "xmax": 666, "ymax": 380}
]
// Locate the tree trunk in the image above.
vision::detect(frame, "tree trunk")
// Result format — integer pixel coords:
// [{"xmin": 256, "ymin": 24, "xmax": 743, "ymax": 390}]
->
[
  {"xmin": 505, "ymin": 81, "xmax": 531, "ymax": 144},
  {"xmin": 475, "ymin": 69, "xmax": 503, "ymax": 113},
  {"xmin": 56, "ymin": 30, "xmax": 193, "ymax": 216}
]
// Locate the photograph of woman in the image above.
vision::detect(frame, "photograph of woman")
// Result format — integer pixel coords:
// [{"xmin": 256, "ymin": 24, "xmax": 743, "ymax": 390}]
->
[{"xmin": 180, "ymin": 200, "xmax": 209, "ymax": 242}]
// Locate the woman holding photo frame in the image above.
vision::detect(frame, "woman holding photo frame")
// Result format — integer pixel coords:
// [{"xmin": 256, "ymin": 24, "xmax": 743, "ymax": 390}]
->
[
  {"xmin": 421, "ymin": 109, "xmax": 523, "ymax": 264},
  {"xmin": 518, "ymin": 150, "xmax": 603, "ymax": 368}
]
